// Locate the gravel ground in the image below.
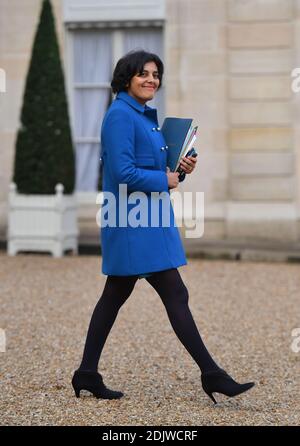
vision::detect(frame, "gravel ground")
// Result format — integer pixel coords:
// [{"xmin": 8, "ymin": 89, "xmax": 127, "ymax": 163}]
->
[{"xmin": 0, "ymin": 251, "xmax": 299, "ymax": 426}]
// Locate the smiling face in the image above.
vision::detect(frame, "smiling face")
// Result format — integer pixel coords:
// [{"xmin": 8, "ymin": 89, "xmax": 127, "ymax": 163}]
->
[{"xmin": 126, "ymin": 61, "xmax": 160, "ymax": 105}]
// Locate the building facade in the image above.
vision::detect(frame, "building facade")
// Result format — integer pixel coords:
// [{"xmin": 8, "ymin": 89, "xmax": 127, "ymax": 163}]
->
[{"xmin": 1, "ymin": 0, "xmax": 300, "ymax": 259}]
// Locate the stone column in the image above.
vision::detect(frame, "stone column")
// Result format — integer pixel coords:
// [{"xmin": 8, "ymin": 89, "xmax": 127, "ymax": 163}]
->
[
  {"xmin": 165, "ymin": 0, "xmax": 228, "ymax": 243},
  {"xmin": 0, "ymin": 0, "xmax": 64, "ymax": 241},
  {"xmin": 227, "ymin": 0, "xmax": 298, "ymax": 246},
  {"xmin": 294, "ymin": 0, "xmax": 300, "ymax": 242}
]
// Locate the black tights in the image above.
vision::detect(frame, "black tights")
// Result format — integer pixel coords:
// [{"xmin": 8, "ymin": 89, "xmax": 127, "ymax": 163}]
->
[{"xmin": 78, "ymin": 268, "xmax": 220, "ymax": 374}]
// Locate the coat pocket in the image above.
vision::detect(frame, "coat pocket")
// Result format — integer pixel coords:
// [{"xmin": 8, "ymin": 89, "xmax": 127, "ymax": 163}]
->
[{"xmin": 135, "ymin": 155, "xmax": 155, "ymax": 168}]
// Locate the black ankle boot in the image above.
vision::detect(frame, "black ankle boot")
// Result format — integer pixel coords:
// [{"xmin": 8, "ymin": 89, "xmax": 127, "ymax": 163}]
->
[
  {"xmin": 201, "ymin": 368, "xmax": 255, "ymax": 404},
  {"xmin": 71, "ymin": 370, "xmax": 124, "ymax": 400}
]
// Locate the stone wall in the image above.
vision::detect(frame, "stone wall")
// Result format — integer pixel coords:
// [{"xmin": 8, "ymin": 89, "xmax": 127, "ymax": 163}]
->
[
  {"xmin": 0, "ymin": 0, "xmax": 64, "ymax": 239},
  {"xmin": 1, "ymin": 0, "xmax": 300, "ymax": 258}
]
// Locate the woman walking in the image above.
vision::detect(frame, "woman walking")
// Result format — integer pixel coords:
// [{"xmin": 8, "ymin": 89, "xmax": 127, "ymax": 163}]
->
[{"xmin": 71, "ymin": 50, "xmax": 255, "ymax": 404}]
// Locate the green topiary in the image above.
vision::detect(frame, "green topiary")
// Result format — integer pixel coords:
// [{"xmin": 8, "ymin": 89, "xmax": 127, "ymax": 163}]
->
[{"xmin": 13, "ymin": 0, "xmax": 75, "ymax": 195}]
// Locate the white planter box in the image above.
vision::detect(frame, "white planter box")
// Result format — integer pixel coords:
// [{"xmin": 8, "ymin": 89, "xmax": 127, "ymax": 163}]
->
[{"xmin": 7, "ymin": 182, "xmax": 79, "ymax": 257}]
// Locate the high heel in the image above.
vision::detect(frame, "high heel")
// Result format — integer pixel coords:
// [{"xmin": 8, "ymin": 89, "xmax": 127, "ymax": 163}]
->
[
  {"xmin": 206, "ymin": 391, "xmax": 217, "ymax": 405},
  {"xmin": 201, "ymin": 368, "xmax": 255, "ymax": 405},
  {"xmin": 71, "ymin": 369, "xmax": 124, "ymax": 400},
  {"xmin": 75, "ymin": 388, "xmax": 80, "ymax": 398}
]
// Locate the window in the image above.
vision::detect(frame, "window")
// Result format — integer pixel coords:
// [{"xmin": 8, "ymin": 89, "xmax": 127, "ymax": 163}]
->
[{"xmin": 69, "ymin": 26, "xmax": 164, "ymax": 192}]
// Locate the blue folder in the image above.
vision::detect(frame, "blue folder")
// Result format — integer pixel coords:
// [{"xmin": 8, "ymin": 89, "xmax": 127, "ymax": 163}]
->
[{"xmin": 161, "ymin": 117, "xmax": 193, "ymax": 172}]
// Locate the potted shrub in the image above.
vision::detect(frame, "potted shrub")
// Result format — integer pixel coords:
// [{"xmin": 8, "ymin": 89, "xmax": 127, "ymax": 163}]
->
[{"xmin": 7, "ymin": 0, "xmax": 78, "ymax": 257}]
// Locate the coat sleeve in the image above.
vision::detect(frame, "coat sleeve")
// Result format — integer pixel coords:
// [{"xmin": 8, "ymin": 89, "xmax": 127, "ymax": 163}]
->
[{"xmin": 101, "ymin": 109, "xmax": 169, "ymax": 193}]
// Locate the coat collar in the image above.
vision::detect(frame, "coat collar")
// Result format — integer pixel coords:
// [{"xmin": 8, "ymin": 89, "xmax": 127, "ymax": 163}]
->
[{"xmin": 116, "ymin": 91, "xmax": 158, "ymax": 123}]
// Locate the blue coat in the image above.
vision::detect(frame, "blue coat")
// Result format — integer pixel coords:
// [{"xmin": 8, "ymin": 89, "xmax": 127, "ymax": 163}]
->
[{"xmin": 99, "ymin": 91, "xmax": 187, "ymax": 276}]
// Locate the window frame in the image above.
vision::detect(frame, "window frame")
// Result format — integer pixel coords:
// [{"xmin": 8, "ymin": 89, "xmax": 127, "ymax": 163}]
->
[{"xmin": 64, "ymin": 24, "xmax": 165, "ymax": 197}]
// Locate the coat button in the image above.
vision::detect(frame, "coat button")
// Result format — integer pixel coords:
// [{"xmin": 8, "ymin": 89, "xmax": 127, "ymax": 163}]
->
[
  {"xmin": 160, "ymin": 147, "xmax": 165, "ymax": 151},
  {"xmin": 165, "ymin": 145, "xmax": 169, "ymax": 149},
  {"xmin": 152, "ymin": 127, "xmax": 156, "ymax": 131},
  {"xmin": 157, "ymin": 127, "xmax": 161, "ymax": 131}
]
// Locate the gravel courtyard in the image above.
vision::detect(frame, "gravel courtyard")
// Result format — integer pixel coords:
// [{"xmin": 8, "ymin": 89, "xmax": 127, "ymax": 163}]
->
[{"xmin": 0, "ymin": 251, "xmax": 299, "ymax": 426}]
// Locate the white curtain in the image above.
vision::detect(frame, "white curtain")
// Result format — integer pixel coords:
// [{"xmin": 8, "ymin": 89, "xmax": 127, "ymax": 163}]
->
[
  {"xmin": 72, "ymin": 27, "xmax": 164, "ymax": 191},
  {"xmin": 73, "ymin": 30, "xmax": 112, "ymax": 191},
  {"xmin": 123, "ymin": 29, "xmax": 165, "ymax": 124}
]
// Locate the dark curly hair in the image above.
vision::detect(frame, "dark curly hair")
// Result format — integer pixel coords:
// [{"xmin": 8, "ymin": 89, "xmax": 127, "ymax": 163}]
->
[{"xmin": 111, "ymin": 49, "xmax": 164, "ymax": 94}]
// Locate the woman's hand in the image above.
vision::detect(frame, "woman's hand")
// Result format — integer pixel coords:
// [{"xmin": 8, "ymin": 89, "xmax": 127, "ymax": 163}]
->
[
  {"xmin": 166, "ymin": 167, "xmax": 179, "ymax": 189},
  {"xmin": 179, "ymin": 155, "xmax": 197, "ymax": 174}
]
